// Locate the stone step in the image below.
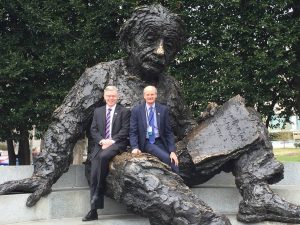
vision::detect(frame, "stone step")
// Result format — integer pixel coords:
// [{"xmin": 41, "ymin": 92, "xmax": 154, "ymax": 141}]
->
[
  {"xmin": 4, "ymin": 214, "xmax": 150, "ymax": 225},
  {"xmin": 0, "ymin": 189, "xmax": 127, "ymax": 225},
  {"xmin": 1, "ymin": 163, "xmax": 300, "ymax": 225},
  {"xmin": 1, "ymin": 185, "xmax": 300, "ymax": 225},
  {"xmin": 1, "ymin": 162, "xmax": 300, "ymax": 189},
  {"xmin": 202, "ymin": 162, "xmax": 300, "ymax": 186},
  {"xmin": 194, "ymin": 185, "xmax": 300, "ymax": 214},
  {"xmin": 3, "ymin": 214, "xmax": 295, "ymax": 225},
  {"xmin": 0, "ymin": 165, "xmax": 88, "ymax": 189}
]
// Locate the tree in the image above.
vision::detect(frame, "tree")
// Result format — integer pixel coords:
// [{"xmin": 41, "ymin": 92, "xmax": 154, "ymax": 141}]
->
[
  {"xmin": 291, "ymin": 0, "xmax": 300, "ymax": 116},
  {"xmin": 0, "ymin": 0, "xmax": 129, "ymax": 164},
  {"xmin": 1, "ymin": 0, "xmax": 299, "ymax": 166},
  {"xmin": 173, "ymin": 0, "xmax": 300, "ymax": 128}
]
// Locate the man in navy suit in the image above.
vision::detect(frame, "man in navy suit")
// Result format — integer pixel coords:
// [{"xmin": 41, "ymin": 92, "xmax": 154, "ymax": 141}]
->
[
  {"xmin": 82, "ymin": 85, "xmax": 130, "ymax": 221},
  {"xmin": 130, "ymin": 85, "xmax": 179, "ymax": 173}
]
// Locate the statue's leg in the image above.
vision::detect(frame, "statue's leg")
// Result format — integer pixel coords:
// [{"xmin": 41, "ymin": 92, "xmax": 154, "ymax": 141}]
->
[
  {"xmin": 233, "ymin": 144, "xmax": 300, "ymax": 223},
  {"xmin": 106, "ymin": 153, "xmax": 231, "ymax": 225}
]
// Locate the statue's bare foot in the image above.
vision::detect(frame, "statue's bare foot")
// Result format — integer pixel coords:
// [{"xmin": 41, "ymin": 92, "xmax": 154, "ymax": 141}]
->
[
  {"xmin": 237, "ymin": 187, "xmax": 300, "ymax": 223},
  {"xmin": 0, "ymin": 176, "xmax": 52, "ymax": 207}
]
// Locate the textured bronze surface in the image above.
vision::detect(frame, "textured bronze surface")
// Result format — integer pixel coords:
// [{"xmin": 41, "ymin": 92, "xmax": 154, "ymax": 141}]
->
[{"xmin": 1, "ymin": 4, "xmax": 300, "ymax": 225}]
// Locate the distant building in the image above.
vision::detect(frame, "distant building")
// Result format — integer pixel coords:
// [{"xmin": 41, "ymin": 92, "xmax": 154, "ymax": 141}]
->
[
  {"xmin": 269, "ymin": 115, "xmax": 300, "ymax": 148},
  {"xmin": 269, "ymin": 115, "xmax": 300, "ymax": 132}
]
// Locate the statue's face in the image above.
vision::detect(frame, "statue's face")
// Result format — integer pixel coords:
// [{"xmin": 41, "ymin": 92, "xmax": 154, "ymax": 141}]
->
[{"xmin": 130, "ymin": 18, "xmax": 180, "ymax": 76}]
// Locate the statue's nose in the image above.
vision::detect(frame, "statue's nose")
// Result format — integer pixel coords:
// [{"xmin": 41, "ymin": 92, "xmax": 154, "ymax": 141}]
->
[{"xmin": 154, "ymin": 39, "xmax": 164, "ymax": 56}]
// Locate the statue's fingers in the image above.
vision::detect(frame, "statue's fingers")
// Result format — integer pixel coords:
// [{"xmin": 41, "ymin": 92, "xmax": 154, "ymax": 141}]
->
[
  {"xmin": 0, "ymin": 180, "xmax": 23, "ymax": 194},
  {"xmin": 26, "ymin": 191, "xmax": 42, "ymax": 207},
  {"xmin": 1, "ymin": 177, "xmax": 42, "ymax": 194},
  {"xmin": 0, "ymin": 182, "xmax": 13, "ymax": 194},
  {"xmin": 26, "ymin": 184, "xmax": 51, "ymax": 207}
]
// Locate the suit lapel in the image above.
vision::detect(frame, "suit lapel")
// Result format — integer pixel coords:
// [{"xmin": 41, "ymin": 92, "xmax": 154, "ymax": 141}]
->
[
  {"xmin": 100, "ymin": 106, "xmax": 106, "ymax": 137},
  {"xmin": 140, "ymin": 103, "xmax": 147, "ymax": 131},
  {"xmin": 155, "ymin": 103, "xmax": 162, "ymax": 131},
  {"xmin": 112, "ymin": 105, "xmax": 120, "ymax": 129}
]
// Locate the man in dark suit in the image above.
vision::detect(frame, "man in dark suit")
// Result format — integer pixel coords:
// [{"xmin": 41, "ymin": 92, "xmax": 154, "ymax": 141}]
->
[
  {"xmin": 82, "ymin": 85, "xmax": 130, "ymax": 221},
  {"xmin": 130, "ymin": 85, "xmax": 179, "ymax": 173}
]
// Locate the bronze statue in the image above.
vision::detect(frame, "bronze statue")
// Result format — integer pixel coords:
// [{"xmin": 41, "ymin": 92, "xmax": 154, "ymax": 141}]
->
[{"xmin": 1, "ymin": 4, "xmax": 299, "ymax": 225}]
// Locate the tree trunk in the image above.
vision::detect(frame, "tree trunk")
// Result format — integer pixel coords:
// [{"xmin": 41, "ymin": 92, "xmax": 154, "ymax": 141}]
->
[
  {"xmin": 18, "ymin": 130, "xmax": 31, "ymax": 165},
  {"xmin": 7, "ymin": 139, "xmax": 16, "ymax": 165}
]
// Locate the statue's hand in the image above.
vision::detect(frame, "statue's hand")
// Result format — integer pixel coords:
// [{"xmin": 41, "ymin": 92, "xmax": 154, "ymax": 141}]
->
[{"xmin": 0, "ymin": 176, "xmax": 52, "ymax": 207}]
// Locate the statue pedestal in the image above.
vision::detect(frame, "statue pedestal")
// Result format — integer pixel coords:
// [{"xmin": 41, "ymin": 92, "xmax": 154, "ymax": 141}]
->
[{"xmin": 1, "ymin": 163, "xmax": 300, "ymax": 225}]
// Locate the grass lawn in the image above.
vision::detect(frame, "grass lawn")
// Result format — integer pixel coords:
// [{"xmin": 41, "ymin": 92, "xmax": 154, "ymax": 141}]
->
[{"xmin": 273, "ymin": 148, "xmax": 300, "ymax": 162}]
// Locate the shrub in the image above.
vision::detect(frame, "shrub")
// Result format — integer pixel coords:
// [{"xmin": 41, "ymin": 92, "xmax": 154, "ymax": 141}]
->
[
  {"xmin": 269, "ymin": 132, "xmax": 293, "ymax": 141},
  {"xmin": 0, "ymin": 142, "xmax": 7, "ymax": 150}
]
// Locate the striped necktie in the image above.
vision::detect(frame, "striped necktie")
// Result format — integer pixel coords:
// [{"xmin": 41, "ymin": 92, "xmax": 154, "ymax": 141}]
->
[{"xmin": 105, "ymin": 108, "xmax": 112, "ymax": 139}]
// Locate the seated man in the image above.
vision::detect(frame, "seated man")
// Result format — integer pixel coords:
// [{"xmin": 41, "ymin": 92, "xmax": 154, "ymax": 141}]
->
[
  {"xmin": 130, "ymin": 86, "xmax": 179, "ymax": 173},
  {"xmin": 82, "ymin": 86, "xmax": 130, "ymax": 221}
]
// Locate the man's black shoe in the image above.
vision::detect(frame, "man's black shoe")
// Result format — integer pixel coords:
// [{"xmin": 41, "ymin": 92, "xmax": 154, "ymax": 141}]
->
[{"xmin": 82, "ymin": 209, "xmax": 98, "ymax": 222}]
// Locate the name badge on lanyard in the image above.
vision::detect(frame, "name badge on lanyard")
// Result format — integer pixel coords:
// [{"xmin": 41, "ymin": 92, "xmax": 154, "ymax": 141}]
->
[{"xmin": 147, "ymin": 126, "xmax": 153, "ymax": 136}]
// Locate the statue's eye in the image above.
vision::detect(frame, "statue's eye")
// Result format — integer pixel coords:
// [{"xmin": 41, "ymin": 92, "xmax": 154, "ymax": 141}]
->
[
  {"xmin": 165, "ymin": 41, "xmax": 172, "ymax": 49},
  {"xmin": 147, "ymin": 36, "xmax": 156, "ymax": 42},
  {"xmin": 164, "ymin": 39, "xmax": 174, "ymax": 51}
]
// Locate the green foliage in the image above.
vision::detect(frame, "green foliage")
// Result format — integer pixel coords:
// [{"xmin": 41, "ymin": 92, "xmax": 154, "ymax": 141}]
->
[
  {"xmin": 0, "ymin": 0, "xmax": 299, "ymax": 145},
  {"xmin": 0, "ymin": 142, "xmax": 7, "ymax": 150},
  {"xmin": 0, "ymin": 0, "xmax": 131, "ymax": 140},
  {"xmin": 295, "ymin": 143, "xmax": 300, "ymax": 148},
  {"xmin": 270, "ymin": 132, "xmax": 293, "ymax": 141},
  {"xmin": 172, "ymin": 0, "xmax": 300, "ymax": 123}
]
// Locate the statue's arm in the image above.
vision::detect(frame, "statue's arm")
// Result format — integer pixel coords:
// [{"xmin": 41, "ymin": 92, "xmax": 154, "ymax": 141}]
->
[
  {"xmin": 167, "ymin": 76, "xmax": 197, "ymax": 140},
  {"xmin": 35, "ymin": 65, "xmax": 109, "ymax": 180},
  {"xmin": 164, "ymin": 107, "xmax": 176, "ymax": 152},
  {"xmin": 0, "ymin": 64, "xmax": 109, "ymax": 206}
]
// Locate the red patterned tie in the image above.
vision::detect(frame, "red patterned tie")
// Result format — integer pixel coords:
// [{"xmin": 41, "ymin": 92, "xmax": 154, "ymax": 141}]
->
[{"xmin": 105, "ymin": 108, "xmax": 112, "ymax": 139}]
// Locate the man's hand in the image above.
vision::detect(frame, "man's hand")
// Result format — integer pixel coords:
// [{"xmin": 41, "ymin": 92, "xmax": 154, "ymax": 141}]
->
[
  {"xmin": 170, "ymin": 152, "xmax": 179, "ymax": 166},
  {"xmin": 132, "ymin": 148, "xmax": 142, "ymax": 154},
  {"xmin": 100, "ymin": 139, "xmax": 115, "ymax": 149}
]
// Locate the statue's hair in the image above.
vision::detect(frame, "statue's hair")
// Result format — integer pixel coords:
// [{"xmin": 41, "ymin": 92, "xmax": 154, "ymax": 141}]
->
[
  {"xmin": 119, "ymin": 4, "xmax": 185, "ymax": 54},
  {"xmin": 104, "ymin": 85, "xmax": 118, "ymax": 94}
]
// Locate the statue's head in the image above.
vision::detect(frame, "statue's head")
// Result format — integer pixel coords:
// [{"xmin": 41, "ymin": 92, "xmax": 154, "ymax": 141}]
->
[{"xmin": 119, "ymin": 4, "xmax": 184, "ymax": 77}]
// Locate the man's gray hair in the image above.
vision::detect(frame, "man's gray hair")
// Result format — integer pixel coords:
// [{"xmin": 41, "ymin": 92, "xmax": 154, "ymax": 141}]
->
[
  {"xmin": 104, "ymin": 85, "xmax": 118, "ymax": 94},
  {"xmin": 143, "ymin": 85, "xmax": 157, "ymax": 94}
]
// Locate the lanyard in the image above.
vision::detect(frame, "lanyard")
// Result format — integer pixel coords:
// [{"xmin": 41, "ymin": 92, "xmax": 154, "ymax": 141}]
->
[{"xmin": 145, "ymin": 106, "xmax": 155, "ymax": 128}]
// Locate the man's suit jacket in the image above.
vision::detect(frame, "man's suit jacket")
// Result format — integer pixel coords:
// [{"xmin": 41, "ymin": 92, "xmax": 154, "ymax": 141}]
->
[
  {"xmin": 130, "ymin": 102, "xmax": 175, "ymax": 153},
  {"xmin": 90, "ymin": 104, "xmax": 130, "ymax": 158}
]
